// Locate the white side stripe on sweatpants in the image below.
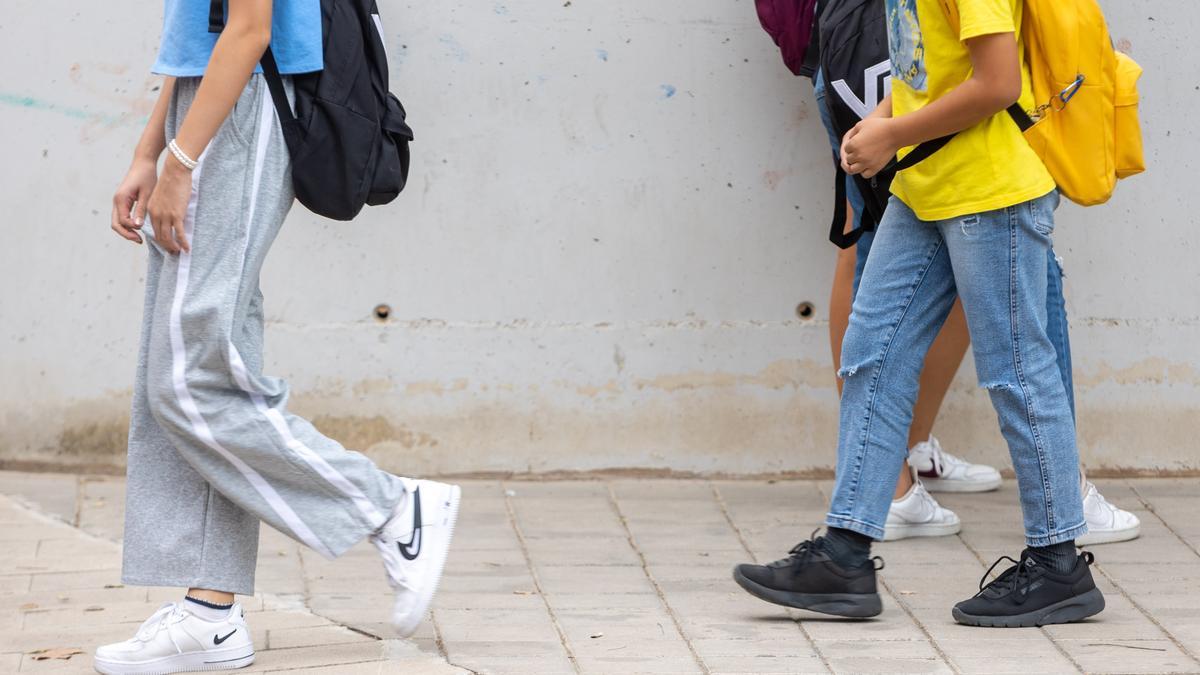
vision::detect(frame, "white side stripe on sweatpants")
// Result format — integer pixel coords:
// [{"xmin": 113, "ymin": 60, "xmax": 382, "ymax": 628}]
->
[
  {"xmin": 226, "ymin": 81, "xmax": 388, "ymax": 533},
  {"xmin": 168, "ymin": 147, "xmax": 336, "ymax": 560}
]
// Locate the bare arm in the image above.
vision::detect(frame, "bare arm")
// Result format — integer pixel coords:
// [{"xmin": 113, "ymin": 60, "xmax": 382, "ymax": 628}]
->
[
  {"xmin": 137, "ymin": 78, "xmax": 176, "ymax": 163},
  {"xmin": 110, "ymin": 78, "xmax": 175, "ymax": 244},
  {"xmin": 171, "ymin": 0, "xmax": 273, "ymax": 163},
  {"xmin": 147, "ymin": 0, "xmax": 273, "ymax": 253},
  {"xmin": 841, "ymin": 31, "xmax": 1022, "ymax": 178}
]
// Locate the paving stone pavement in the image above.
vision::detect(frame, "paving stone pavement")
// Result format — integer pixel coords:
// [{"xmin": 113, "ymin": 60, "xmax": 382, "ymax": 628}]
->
[{"xmin": 1, "ymin": 471, "xmax": 1199, "ymax": 674}]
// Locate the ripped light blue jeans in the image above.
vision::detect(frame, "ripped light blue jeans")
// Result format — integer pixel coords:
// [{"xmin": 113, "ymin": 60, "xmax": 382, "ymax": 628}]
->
[{"xmin": 825, "ymin": 191, "xmax": 1087, "ymax": 546}]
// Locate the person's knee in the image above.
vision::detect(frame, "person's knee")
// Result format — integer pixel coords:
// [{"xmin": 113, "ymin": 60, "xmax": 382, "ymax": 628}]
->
[{"xmin": 838, "ymin": 321, "xmax": 883, "ymax": 380}]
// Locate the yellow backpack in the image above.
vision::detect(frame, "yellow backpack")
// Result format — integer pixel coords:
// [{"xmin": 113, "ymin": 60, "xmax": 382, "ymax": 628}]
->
[{"xmin": 939, "ymin": 0, "xmax": 1146, "ymax": 206}]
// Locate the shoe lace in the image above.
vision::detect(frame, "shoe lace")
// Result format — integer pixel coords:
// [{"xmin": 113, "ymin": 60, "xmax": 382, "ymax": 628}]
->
[
  {"xmin": 134, "ymin": 603, "xmax": 185, "ymax": 641},
  {"xmin": 770, "ymin": 530, "xmax": 885, "ymax": 571},
  {"xmin": 769, "ymin": 530, "xmax": 823, "ymax": 568},
  {"xmin": 976, "ymin": 549, "xmax": 1095, "ymax": 604},
  {"xmin": 911, "ymin": 437, "xmax": 945, "ymax": 475},
  {"xmin": 929, "ymin": 436, "xmax": 977, "ymax": 475},
  {"xmin": 976, "ymin": 554, "xmax": 1034, "ymax": 604}
]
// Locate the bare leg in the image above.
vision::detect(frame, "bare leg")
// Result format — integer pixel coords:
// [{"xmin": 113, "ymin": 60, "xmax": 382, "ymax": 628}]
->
[
  {"xmin": 188, "ymin": 588, "xmax": 235, "ymax": 605},
  {"xmin": 829, "ymin": 245, "xmax": 857, "ymax": 396}
]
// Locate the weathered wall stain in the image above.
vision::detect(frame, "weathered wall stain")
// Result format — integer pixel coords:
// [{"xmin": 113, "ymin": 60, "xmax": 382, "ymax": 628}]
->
[
  {"xmin": 634, "ymin": 359, "xmax": 832, "ymax": 393},
  {"xmin": 308, "ymin": 414, "xmax": 440, "ymax": 453},
  {"xmin": 1072, "ymin": 357, "xmax": 1200, "ymax": 388},
  {"xmin": 57, "ymin": 418, "xmax": 129, "ymax": 462}
]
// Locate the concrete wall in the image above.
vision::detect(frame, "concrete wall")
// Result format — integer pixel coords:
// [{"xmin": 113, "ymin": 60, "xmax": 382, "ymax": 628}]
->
[{"xmin": 1, "ymin": 0, "xmax": 1196, "ymax": 476}]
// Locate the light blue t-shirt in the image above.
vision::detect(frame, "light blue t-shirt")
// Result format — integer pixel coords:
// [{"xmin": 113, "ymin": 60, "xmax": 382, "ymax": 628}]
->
[{"xmin": 152, "ymin": 0, "xmax": 323, "ymax": 76}]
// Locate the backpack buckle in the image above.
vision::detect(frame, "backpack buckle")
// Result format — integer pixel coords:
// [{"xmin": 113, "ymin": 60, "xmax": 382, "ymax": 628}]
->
[{"xmin": 1050, "ymin": 74, "xmax": 1085, "ymax": 112}]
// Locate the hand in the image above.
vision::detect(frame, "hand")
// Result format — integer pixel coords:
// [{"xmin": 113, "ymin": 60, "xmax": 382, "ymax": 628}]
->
[
  {"xmin": 146, "ymin": 157, "xmax": 193, "ymax": 254},
  {"xmin": 841, "ymin": 117, "xmax": 900, "ymax": 178},
  {"xmin": 111, "ymin": 157, "xmax": 158, "ymax": 245}
]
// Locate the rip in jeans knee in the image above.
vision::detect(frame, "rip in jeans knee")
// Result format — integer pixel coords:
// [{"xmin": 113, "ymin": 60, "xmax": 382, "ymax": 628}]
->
[
  {"xmin": 838, "ymin": 356, "xmax": 877, "ymax": 380},
  {"xmin": 981, "ymin": 380, "xmax": 1016, "ymax": 392}
]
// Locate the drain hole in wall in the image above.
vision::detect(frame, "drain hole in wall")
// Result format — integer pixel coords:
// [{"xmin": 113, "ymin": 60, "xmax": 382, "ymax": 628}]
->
[
  {"xmin": 795, "ymin": 302, "xmax": 815, "ymax": 320},
  {"xmin": 374, "ymin": 304, "xmax": 391, "ymax": 321}
]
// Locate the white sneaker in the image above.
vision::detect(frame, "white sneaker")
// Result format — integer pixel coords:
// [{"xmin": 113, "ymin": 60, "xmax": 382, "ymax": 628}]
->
[
  {"xmin": 884, "ymin": 471, "xmax": 962, "ymax": 541},
  {"xmin": 908, "ymin": 436, "xmax": 1002, "ymax": 493},
  {"xmin": 372, "ymin": 479, "xmax": 461, "ymax": 637},
  {"xmin": 1077, "ymin": 479, "xmax": 1141, "ymax": 545},
  {"xmin": 94, "ymin": 602, "xmax": 254, "ymax": 674}
]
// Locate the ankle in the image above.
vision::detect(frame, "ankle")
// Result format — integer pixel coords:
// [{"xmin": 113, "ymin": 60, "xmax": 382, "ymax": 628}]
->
[
  {"xmin": 187, "ymin": 588, "xmax": 235, "ymax": 606},
  {"xmin": 182, "ymin": 593, "xmax": 236, "ymax": 619},
  {"xmin": 1028, "ymin": 540, "xmax": 1078, "ymax": 574},
  {"xmin": 822, "ymin": 527, "xmax": 873, "ymax": 569}
]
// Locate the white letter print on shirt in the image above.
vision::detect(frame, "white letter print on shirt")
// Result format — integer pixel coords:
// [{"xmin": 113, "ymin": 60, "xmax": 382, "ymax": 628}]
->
[{"xmin": 831, "ymin": 60, "xmax": 892, "ymax": 120}]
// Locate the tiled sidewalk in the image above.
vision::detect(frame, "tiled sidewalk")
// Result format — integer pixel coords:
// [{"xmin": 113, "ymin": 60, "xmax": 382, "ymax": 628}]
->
[{"xmin": 1, "ymin": 471, "xmax": 1198, "ymax": 674}]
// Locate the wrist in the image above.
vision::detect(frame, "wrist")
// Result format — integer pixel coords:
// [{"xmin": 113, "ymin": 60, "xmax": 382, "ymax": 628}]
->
[
  {"xmin": 163, "ymin": 154, "xmax": 191, "ymax": 177},
  {"xmin": 133, "ymin": 146, "xmax": 162, "ymax": 164},
  {"xmin": 166, "ymin": 138, "xmax": 198, "ymax": 173},
  {"xmin": 886, "ymin": 116, "xmax": 915, "ymax": 150}
]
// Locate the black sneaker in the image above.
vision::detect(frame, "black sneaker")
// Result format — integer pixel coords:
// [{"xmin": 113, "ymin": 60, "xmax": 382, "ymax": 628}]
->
[
  {"xmin": 952, "ymin": 549, "xmax": 1105, "ymax": 627},
  {"xmin": 731, "ymin": 536, "xmax": 883, "ymax": 618}
]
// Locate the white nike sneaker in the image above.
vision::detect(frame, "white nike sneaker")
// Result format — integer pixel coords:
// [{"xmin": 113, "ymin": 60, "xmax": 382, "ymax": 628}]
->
[
  {"xmin": 1077, "ymin": 479, "xmax": 1141, "ymax": 545},
  {"xmin": 884, "ymin": 470, "xmax": 962, "ymax": 541},
  {"xmin": 908, "ymin": 436, "xmax": 1002, "ymax": 493},
  {"xmin": 372, "ymin": 479, "xmax": 461, "ymax": 637},
  {"xmin": 94, "ymin": 602, "xmax": 254, "ymax": 674}
]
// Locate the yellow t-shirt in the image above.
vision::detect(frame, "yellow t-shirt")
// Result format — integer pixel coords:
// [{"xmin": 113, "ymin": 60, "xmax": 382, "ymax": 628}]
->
[{"xmin": 886, "ymin": 0, "xmax": 1055, "ymax": 221}]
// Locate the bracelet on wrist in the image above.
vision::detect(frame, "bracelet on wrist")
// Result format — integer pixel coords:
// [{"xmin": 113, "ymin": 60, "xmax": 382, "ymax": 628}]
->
[{"xmin": 167, "ymin": 138, "xmax": 198, "ymax": 171}]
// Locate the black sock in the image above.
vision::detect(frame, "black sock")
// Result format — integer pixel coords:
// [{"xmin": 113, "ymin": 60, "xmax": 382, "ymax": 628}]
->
[
  {"xmin": 1028, "ymin": 540, "xmax": 1078, "ymax": 574},
  {"xmin": 821, "ymin": 527, "xmax": 873, "ymax": 569}
]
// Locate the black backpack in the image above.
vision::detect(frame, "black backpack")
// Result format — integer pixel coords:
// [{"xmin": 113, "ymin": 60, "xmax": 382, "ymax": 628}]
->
[
  {"xmin": 818, "ymin": 0, "xmax": 959, "ymax": 248},
  {"xmin": 209, "ymin": 0, "xmax": 414, "ymax": 221},
  {"xmin": 817, "ymin": 0, "xmax": 892, "ymax": 248}
]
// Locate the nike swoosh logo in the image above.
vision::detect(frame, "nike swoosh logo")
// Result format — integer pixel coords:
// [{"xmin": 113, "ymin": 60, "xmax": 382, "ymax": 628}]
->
[
  {"xmin": 398, "ymin": 487, "xmax": 422, "ymax": 560},
  {"xmin": 213, "ymin": 629, "xmax": 237, "ymax": 645}
]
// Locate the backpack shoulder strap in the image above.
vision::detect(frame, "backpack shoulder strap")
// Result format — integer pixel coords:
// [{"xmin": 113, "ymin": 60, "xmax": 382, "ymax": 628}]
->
[
  {"xmin": 828, "ymin": 164, "xmax": 867, "ymax": 248},
  {"xmin": 890, "ymin": 0, "xmax": 1033, "ymax": 172},
  {"xmin": 208, "ymin": 0, "xmax": 225, "ymax": 33}
]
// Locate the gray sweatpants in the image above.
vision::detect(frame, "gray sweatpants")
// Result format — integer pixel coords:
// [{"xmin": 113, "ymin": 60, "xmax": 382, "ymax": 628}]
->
[{"xmin": 123, "ymin": 75, "xmax": 406, "ymax": 595}]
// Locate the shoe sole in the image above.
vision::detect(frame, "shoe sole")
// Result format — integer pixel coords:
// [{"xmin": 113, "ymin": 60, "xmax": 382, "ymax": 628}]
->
[
  {"xmin": 952, "ymin": 587, "xmax": 1105, "ymax": 628},
  {"xmin": 922, "ymin": 476, "xmax": 1002, "ymax": 493},
  {"xmin": 94, "ymin": 646, "xmax": 254, "ymax": 674},
  {"xmin": 1077, "ymin": 523, "xmax": 1140, "ymax": 546},
  {"xmin": 393, "ymin": 484, "xmax": 461, "ymax": 637},
  {"xmin": 731, "ymin": 568, "xmax": 882, "ymax": 618},
  {"xmin": 882, "ymin": 519, "xmax": 962, "ymax": 541}
]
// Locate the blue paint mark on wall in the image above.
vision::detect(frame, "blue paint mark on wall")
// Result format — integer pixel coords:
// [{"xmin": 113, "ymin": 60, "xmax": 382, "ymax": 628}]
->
[
  {"xmin": 438, "ymin": 34, "xmax": 469, "ymax": 63},
  {"xmin": 494, "ymin": 3, "xmax": 509, "ymax": 15},
  {"xmin": 0, "ymin": 92, "xmax": 133, "ymax": 126},
  {"xmin": 660, "ymin": 84, "xmax": 677, "ymax": 99},
  {"xmin": 596, "ymin": 49, "xmax": 609, "ymax": 62}
]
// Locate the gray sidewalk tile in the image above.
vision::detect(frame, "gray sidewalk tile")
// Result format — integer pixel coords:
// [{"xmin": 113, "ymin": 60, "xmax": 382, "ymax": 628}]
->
[
  {"xmin": 826, "ymin": 656, "xmax": 954, "ymax": 674},
  {"xmin": 1056, "ymin": 638, "xmax": 1198, "ymax": 674},
  {"xmin": 703, "ymin": 654, "xmax": 827, "ymax": 673},
  {"xmin": 0, "ymin": 472, "xmax": 77, "ymax": 524},
  {"xmin": 536, "ymin": 564, "xmax": 657, "ymax": 595},
  {"xmin": 6, "ymin": 474, "xmax": 1200, "ymax": 673}
]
